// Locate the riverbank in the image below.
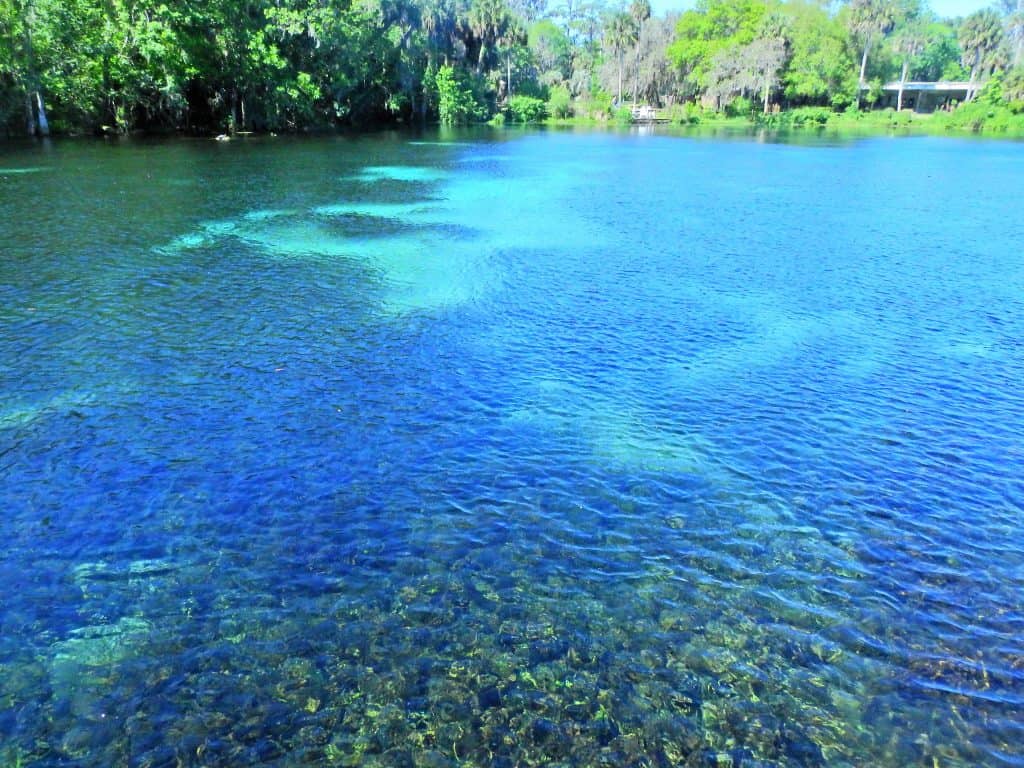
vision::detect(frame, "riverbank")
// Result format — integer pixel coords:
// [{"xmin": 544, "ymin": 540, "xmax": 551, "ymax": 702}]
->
[
  {"xmin": 542, "ymin": 103, "xmax": 1024, "ymax": 138},
  {"xmin": 759, "ymin": 104, "xmax": 1024, "ymax": 136}
]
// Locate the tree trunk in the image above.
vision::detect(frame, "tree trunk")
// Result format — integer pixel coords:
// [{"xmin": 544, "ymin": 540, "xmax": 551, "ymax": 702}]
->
[
  {"xmin": 856, "ymin": 39, "xmax": 870, "ymax": 109},
  {"xmin": 25, "ymin": 91, "xmax": 36, "ymax": 137},
  {"xmin": 35, "ymin": 91, "xmax": 49, "ymax": 136},
  {"xmin": 422, "ymin": 52, "xmax": 433, "ymax": 125},
  {"xmin": 617, "ymin": 53, "xmax": 623, "ymax": 105},
  {"xmin": 507, "ymin": 53, "xmax": 512, "ymax": 99},
  {"xmin": 240, "ymin": 96, "xmax": 247, "ymax": 131},
  {"xmin": 20, "ymin": 0, "xmax": 47, "ymax": 137},
  {"xmin": 897, "ymin": 59, "xmax": 908, "ymax": 111},
  {"xmin": 762, "ymin": 79, "xmax": 770, "ymax": 114},
  {"xmin": 1018, "ymin": 0, "xmax": 1024, "ymax": 67},
  {"xmin": 632, "ymin": 41, "xmax": 641, "ymax": 106},
  {"xmin": 477, "ymin": 42, "xmax": 486, "ymax": 74},
  {"xmin": 229, "ymin": 89, "xmax": 238, "ymax": 133},
  {"xmin": 966, "ymin": 64, "xmax": 978, "ymax": 102}
]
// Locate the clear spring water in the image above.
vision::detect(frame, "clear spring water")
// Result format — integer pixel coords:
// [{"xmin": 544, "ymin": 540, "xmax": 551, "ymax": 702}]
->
[{"xmin": 1, "ymin": 128, "xmax": 1023, "ymax": 767}]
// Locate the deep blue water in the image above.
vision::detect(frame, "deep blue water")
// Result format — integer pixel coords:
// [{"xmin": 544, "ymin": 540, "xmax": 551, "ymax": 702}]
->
[{"xmin": 1, "ymin": 129, "xmax": 1023, "ymax": 767}]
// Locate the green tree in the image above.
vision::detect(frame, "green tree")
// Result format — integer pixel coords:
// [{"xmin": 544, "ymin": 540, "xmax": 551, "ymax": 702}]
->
[
  {"xmin": 604, "ymin": 11, "xmax": 635, "ymax": 104},
  {"xmin": 528, "ymin": 18, "xmax": 572, "ymax": 86},
  {"xmin": 498, "ymin": 13, "xmax": 527, "ymax": 98},
  {"xmin": 1004, "ymin": 63, "xmax": 1024, "ymax": 100},
  {"xmin": 911, "ymin": 21, "xmax": 961, "ymax": 81},
  {"xmin": 629, "ymin": 14, "xmax": 684, "ymax": 105},
  {"xmin": 892, "ymin": 20, "xmax": 929, "ymax": 109},
  {"xmin": 706, "ymin": 34, "xmax": 785, "ymax": 111},
  {"xmin": 668, "ymin": 0, "xmax": 770, "ymax": 92},
  {"xmin": 629, "ymin": 0, "xmax": 651, "ymax": 103},
  {"xmin": 959, "ymin": 9, "xmax": 1007, "ymax": 100},
  {"xmin": 435, "ymin": 62, "xmax": 483, "ymax": 122},
  {"xmin": 8, "ymin": 0, "xmax": 50, "ymax": 135},
  {"xmin": 468, "ymin": 0, "xmax": 512, "ymax": 74},
  {"xmin": 782, "ymin": 0, "xmax": 856, "ymax": 107},
  {"xmin": 1001, "ymin": 0, "xmax": 1024, "ymax": 67}
]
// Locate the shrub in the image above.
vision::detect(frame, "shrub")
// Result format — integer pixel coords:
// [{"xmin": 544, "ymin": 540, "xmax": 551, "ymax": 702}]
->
[
  {"xmin": 789, "ymin": 106, "xmax": 832, "ymax": 126},
  {"xmin": 888, "ymin": 108, "xmax": 912, "ymax": 127},
  {"xmin": 546, "ymin": 85, "xmax": 572, "ymax": 119},
  {"xmin": 506, "ymin": 95, "xmax": 547, "ymax": 123},
  {"xmin": 587, "ymin": 89, "xmax": 614, "ymax": 118},
  {"xmin": 1004, "ymin": 67, "xmax": 1024, "ymax": 103},
  {"xmin": 864, "ymin": 79, "xmax": 884, "ymax": 106},
  {"xmin": 671, "ymin": 101, "xmax": 702, "ymax": 124},
  {"xmin": 725, "ymin": 96, "xmax": 752, "ymax": 118}
]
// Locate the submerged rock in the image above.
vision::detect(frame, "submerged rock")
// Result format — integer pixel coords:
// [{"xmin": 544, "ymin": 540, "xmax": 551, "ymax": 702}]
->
[
  {"xmin": 51, "ymin": 616, "xmax": 152, "ymax": 670},
  {"xmin": 529, "ymin": 638, "xmax": 570, "ymax": 664},
  {"xmin": 477, "ymin": 685, "xmax": 502, "ymax": 710},
  {"xmin": 775, "ymin": 723, "xmax": 824, "ymax": 767}
]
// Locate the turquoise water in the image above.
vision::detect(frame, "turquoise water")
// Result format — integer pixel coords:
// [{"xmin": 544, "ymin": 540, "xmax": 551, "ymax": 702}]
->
[{"xmin": 1, "ymin": 129, "xmax": 1023, "ymax": 767}]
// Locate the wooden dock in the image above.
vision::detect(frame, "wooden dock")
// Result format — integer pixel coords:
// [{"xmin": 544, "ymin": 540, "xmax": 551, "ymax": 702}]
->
[{"xmin": 630, "ymin": 106, "xmax": 670, "ymax": 124}]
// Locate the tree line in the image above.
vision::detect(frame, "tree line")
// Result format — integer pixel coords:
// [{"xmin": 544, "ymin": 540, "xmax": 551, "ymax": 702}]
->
[
  {"xmin": 2, "ymin": 0, "xmax": 1022, "ymax": 136},
  {"xmin": 670, "ymin": 0, "xmax": 1023, "ymax": 115}
]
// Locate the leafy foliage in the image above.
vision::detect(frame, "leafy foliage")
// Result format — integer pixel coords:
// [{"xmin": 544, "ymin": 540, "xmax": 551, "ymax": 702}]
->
[
  {"xmin": 506, "ymin": 93, "xmax": 547, "ymax": 120},
  {"xmin": 1, "ymin": 0, "xmax": 1022, "ymax": 136},
  {"xmin": 668, "ymin": 0, "xmax": 769, "ymax": 88},
  {"xmin": 546, "ymin": 83, "xmax": 572, "ymax": 116},
  {"xmin": 435, "ymin": 64, "xmax": 484, "ymax": 124}
]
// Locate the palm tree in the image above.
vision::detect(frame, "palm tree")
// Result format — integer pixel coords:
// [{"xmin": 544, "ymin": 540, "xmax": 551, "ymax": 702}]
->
[
  {"xmin": 604, "ymin": 11, "xmax": 635, "ymax": 105},
  {"xmin": 12, "ymin": 0, "xmax": 49, "ymax": 136},
  {"xmin": 1008, "ymin": 5, "xmax": 1024, "ymax": 66},
  {"xmin": 629, "ymin": 0, "xmax": 651, "ymax": 106},
  {"xmin": 847, "ymin": 0, "xmax": 900, "ymax": 108},
  {"xmin": 997, "ymin": 0, "xmax": 1024, "ymax": 66},
  {"xmin": 499, "ymin": 15, "xmax": 526, "ymax": 99},
  {"xmin": 468, "ymin": 0, "xmax": 511, "ymax": 74},
  {"xmin": 753, "ymin": 13, "xmax": 790, "ymax": 114},
  {"xmin": 959, "ymin": 9, "xmax": 1006, "ymax": 100},
  {"xmin": 893, "ymin": 23, "xmax": 929, "ymax": 110}
]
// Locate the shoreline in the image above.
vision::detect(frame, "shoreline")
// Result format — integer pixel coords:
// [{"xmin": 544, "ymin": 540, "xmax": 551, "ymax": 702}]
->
[
  {"xmin": 543, "ymin": 107, "xmax": 1024, "ymax": 139},
  {"xmin": 4, "ymin": 112, "xmax": 1024, "ymax": 145}
]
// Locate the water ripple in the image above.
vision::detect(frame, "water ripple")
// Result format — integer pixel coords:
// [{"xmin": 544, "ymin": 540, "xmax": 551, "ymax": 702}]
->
[{"xmin": 1, "ymin": 133, "xmax": 1023, "ymax": 767}]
